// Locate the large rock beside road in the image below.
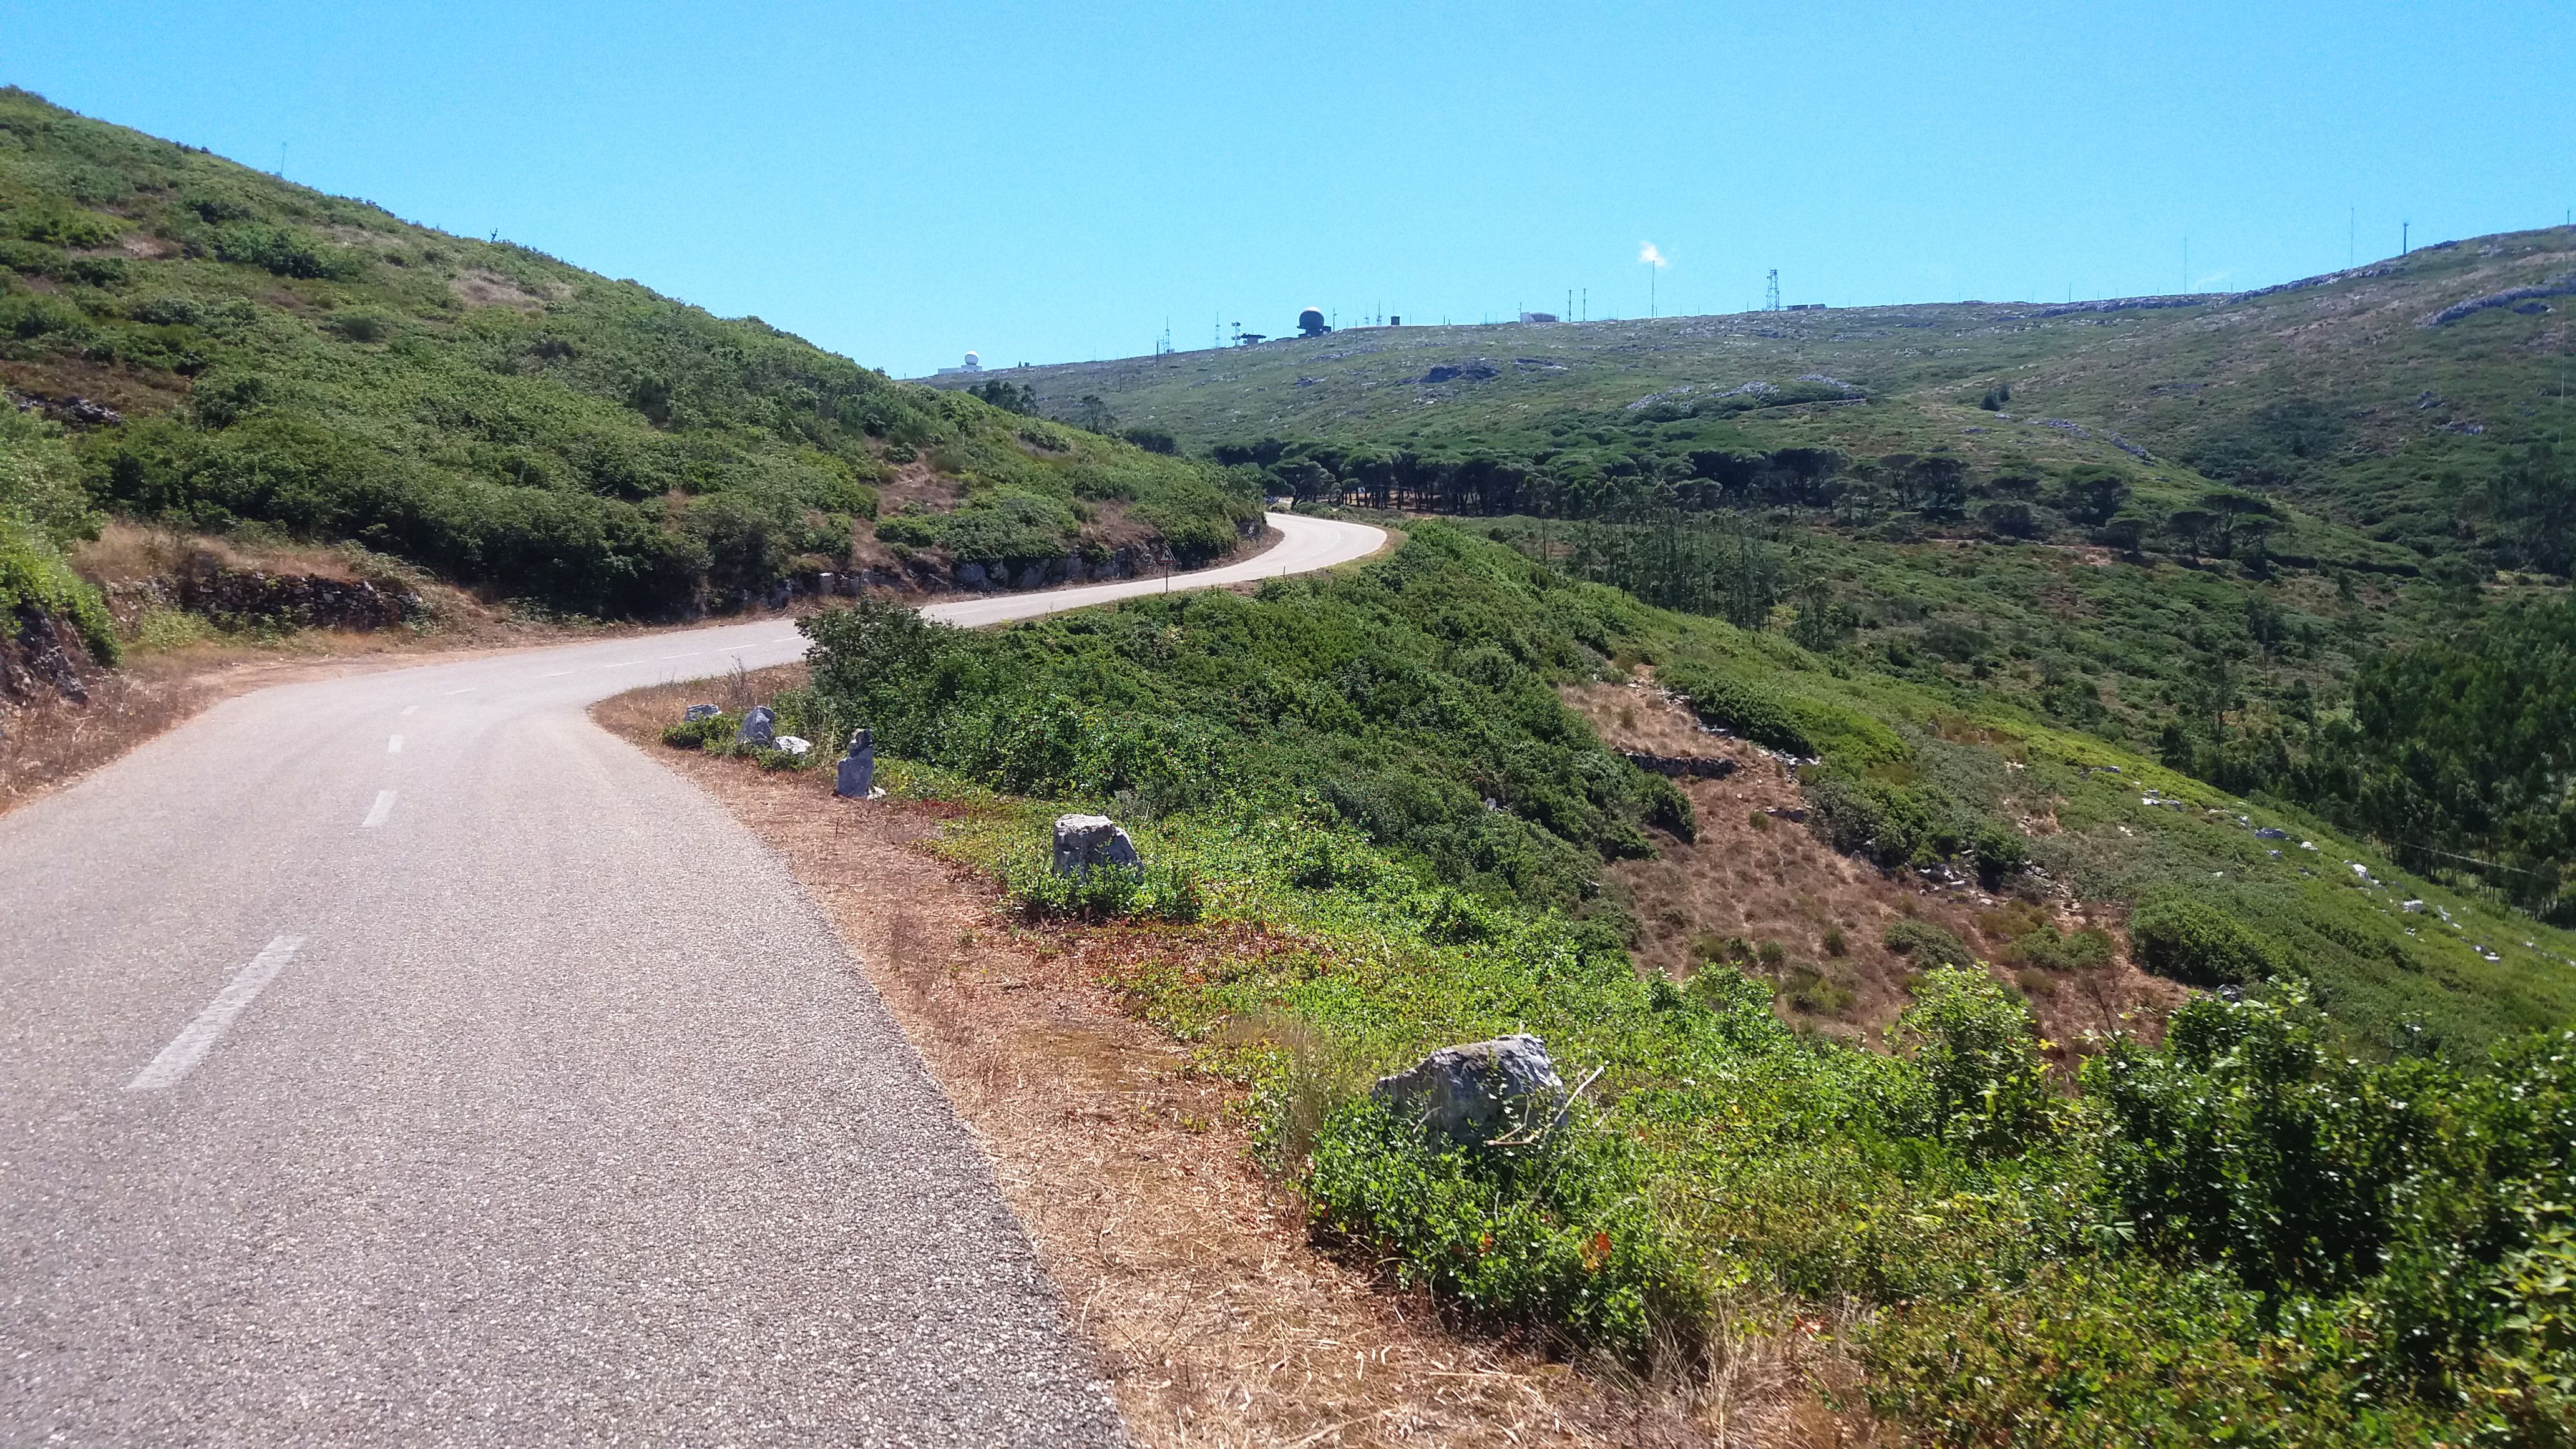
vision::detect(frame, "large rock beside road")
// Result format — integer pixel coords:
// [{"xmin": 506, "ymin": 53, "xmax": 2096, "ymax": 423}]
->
[
  {"xmin": 736, "ymin": 705, "xmax": 776, "ymax": 747},
  {"xmin": 1372, "ymin": 1034, "xmax": 1566, "ymax": 1148},
  {"xmin": 1051, "ymin": 814, "xmax": 1140, "ymax": 878}
]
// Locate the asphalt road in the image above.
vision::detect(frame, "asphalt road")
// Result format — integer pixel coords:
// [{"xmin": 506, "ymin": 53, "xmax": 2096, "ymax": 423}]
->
[{"xmin": 0, "ymin": 512, "xmax": 1387, "ymax": 1447}]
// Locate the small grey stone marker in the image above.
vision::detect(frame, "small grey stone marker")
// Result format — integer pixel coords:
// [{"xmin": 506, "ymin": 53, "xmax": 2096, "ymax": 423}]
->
[
  {"xmin": 836, "ymin": 728, "xmax": 877, "ymax": 799},
  {"xmin": 683, "ymin": 703, "xmax": 719, "ymax": 721},
  {"xmin": 1372, "ymin": 1034, "xmax": 1566, "ymax": 1149},
  {"xmin": 1051, "ymin": 813, "xmax": 1139, "ymax": 877},
  {"xmin": 736, "ymin": 705, "xmax": 776, "ymax": 747}
]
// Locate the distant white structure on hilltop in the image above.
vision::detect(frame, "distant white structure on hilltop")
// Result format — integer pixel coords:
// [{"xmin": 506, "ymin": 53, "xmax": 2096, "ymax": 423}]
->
[
  {"xmin": 934, "ymin": 351, "xmax": 983, "ymax": 376},
  {"xmin": 1518, "ymin": 311, "xmax": 1560, "ymax": 324}
]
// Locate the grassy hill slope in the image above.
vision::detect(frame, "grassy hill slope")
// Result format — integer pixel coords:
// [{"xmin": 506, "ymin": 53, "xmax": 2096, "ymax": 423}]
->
[
  {"xmin": 721, "ymin": 522, "xmax": 2576, "ymax": 1440},
  {"xmin": 932, "ymin": 233, "xmax": 2572, "ymax": 576},
  {"xmin": 936, "ymin": 237, "xmax": 2576, "ymax": 920},
  {"xmin": 0, "ymin": 88, "xmax": 1258, "ymax": 620}
]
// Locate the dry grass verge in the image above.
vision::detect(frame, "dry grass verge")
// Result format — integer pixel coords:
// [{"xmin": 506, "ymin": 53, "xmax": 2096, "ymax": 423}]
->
[{"xmin": 597, "ymin": 671, "xmax": 1864, "ymax": 1447}]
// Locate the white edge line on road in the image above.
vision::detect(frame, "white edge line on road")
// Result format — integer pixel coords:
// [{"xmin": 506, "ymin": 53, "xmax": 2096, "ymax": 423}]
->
[
  {"xmin": 362, "ymin": 789, "xmax": 396, "ymax": 827},
  {"xmin": 125, "ymin": 935, "xmax": 306, "ymax": 1091},
  {"xmin": 388, "ymin": 734, "xmax": 403, "ymax": 754}
]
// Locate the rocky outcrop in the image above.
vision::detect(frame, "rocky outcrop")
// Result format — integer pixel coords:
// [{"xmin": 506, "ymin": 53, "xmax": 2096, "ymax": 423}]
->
[
  {"xmin": 1372, "ymin": 1035, "xmax": 1567, "ymax": 1149},
  {"xmin": 107, "ymin": 555, "xmax": 426, "ymax": 633},
  {"xmin": 1, "ymin": 604, "xmax": 94, "ymax": 706},
  {"xmin": 2421, "ymin": 276, "xmax": 2576, "ymax": 327},
  {"xmin": 1051, "ymin": 814, "xmax": 1140, "ymax": 878}
]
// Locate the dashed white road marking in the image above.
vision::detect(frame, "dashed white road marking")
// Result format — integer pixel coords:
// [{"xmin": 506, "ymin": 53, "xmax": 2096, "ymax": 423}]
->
[
  {"xmin": 125, "ymin": 936, "xmax": 305, "ymax": 1091},
  {"xmin": 362, "ymin": 790, "xmax": 396, "ymax": 828},
  {"xmin": 399, "ymin": 705, "xmax": 419, "ymax": 716},
  {"xmin": 538, "ymin": 670, "xmax": 572, "ymax": 678},
  {"xmin": 442, "ymin": 688, "xmax": 476, "ymax": 696},
  {"xmin": 388, "ymin": 734, "xmax": 403, "ymax": 754},
  {"xmin": 656, "ymin": 651, "xmax": 701, "ymax": 660}
]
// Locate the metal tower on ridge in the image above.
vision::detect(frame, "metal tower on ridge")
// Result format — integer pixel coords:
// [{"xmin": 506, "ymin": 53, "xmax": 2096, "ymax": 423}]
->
[{"xmin": 1765, "ymin": 269, "xmax": 1781, "ymax": 312}]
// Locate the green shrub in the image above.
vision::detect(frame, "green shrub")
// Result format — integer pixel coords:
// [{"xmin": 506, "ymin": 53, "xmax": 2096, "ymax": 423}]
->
[
  {"xmin": 1782, "ymin": 962, "xmax": 1853, "ymax": 1016},
  {"xmin": 1899, "ymin": 966, "xmax": 2055, "ymax": 1158},
  {"xmin": 1000, "ymin": 850, "xmax": 1203, "ymax": 924},
  {"xmin": 1859, "ymin": 1259, "xmax": 2466, "ymax": 1447},
  {"xmin": 1660, "ymin": 661, "xmax": 1813, "ymax": 754},
  {"xmin": 207, "ymin": 222, "xmax": 366, "ymax": 280},
  {"xmin": 1883, "ymin": 918, "xmax": 1973, "ymax": 968},
  {"xmin": 2013, "ymin": 925, "xmax": 2117, "ymax": 972},
  {"xmin": 1803, "ymin": 766, "xmax": 1968, "ymax": 867},
  {"xmin": 1969, "ymin": 822, "xmax": 2031, "ymax": 884},
  {"xmin": 1302, "ymin": 1096, "xmax": 1708, "ymax": 1358},
  {"xmin": 2129, "ymin": 894, "xmax": 2281, "ymax": 986},
  {"xmin": 660, "ymin": 714, "xmax": 726, "ymax": 749}
]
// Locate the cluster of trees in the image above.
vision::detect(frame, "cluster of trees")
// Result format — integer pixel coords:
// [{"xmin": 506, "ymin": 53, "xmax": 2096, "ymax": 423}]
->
[
  {"xmin": 2177, "ymin": 595, "xmax": 2576, "ymax": 921},
  {"xmin": 1219, "ymin": 426, "xmax": 2328, "ymax": 578}
]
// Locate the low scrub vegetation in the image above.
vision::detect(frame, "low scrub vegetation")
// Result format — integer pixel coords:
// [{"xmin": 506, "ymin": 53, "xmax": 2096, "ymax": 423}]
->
[
  {"xmin": 0, "ymin": 88, "xmax": 1254, "ymax": 618},
  {"xmin": 759, "ymin": 524, "xmax": 2576, "ymax": 1440}
]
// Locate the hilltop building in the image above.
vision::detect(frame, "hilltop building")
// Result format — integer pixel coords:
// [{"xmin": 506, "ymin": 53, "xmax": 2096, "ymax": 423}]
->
[{"xmin": 933, "ymin": 351, "xmax": 984, "ymax": 376}]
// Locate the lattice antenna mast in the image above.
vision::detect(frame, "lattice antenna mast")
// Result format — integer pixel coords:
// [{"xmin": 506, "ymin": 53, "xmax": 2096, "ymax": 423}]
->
[{"xmin": 1765, "ymin": 269, "xmax": 1781, "ymax": 312}]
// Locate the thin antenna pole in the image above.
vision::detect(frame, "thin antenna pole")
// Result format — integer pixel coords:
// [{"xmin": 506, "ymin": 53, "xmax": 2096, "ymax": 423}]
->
[{"xmin": 2349, "ymin": 207, "xmax": 2355, "ymax": 266}]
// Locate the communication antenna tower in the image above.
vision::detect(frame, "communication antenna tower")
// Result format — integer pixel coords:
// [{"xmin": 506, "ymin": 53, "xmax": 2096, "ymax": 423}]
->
[{"xmin": 1765, "ymin": 269, "xmax": 1781, "ymax": 312}]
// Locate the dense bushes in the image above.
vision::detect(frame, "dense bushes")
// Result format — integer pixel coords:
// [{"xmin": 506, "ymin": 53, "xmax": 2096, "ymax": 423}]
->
[
  {"xmin": 803, "ymin": 529, "xmax": 1689, "ymax": 909},
  {"xmin": 1302, "ymin": 1096, "xmax": 1709, "ymax": 1355},
  {"xmin": 1659, "ymin": 661, "xmax": 1813, "ymax": 754},
  {"xmin": 0, "ymin": 409, "xmax": 114, "ymax": 663},
  {"xmin": 2129, "ymin": 892, "xmax": 2285, "ymax": 986}
]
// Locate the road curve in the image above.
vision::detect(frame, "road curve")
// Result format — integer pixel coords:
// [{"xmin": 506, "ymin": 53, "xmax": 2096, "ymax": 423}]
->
[{"xmin": 0, "ymin": 512, "xmax": 1384, "ymax": 1447}]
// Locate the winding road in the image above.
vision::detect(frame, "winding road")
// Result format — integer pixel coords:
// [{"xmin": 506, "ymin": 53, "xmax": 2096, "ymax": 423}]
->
[{"xmin": 0, "ymin": 512, "xmax": 1385, "ymax": 1447}]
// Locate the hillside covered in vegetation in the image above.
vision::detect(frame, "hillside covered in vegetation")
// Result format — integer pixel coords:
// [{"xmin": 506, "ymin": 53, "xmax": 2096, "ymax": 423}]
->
[
  {"xmin": 935, "ymin": 240, "xmax": 2576, "ymax": 920},
  {"xmin": 0, "ymin": 87, "xmax": 1259, "ymax": 626},
  {"xmin": 692, "ymin": 524, "xmax": 2576, "ymax": 1442}
]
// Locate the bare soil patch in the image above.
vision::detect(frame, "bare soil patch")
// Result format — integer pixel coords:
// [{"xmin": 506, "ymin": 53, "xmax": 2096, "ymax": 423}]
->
[
  {"xmin": 597, "ymin": 673, "xmax": 1857, "ymax": 1447},
  {"xmin": 1566, "ymin": 680, "xmax": 2185, "ymax": 1060}
]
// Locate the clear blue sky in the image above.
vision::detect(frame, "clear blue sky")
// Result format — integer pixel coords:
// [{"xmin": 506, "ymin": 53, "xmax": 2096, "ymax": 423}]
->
[{"xmin": 7, "ymin": 1, "xmax": 2571, "ymax": 378}]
